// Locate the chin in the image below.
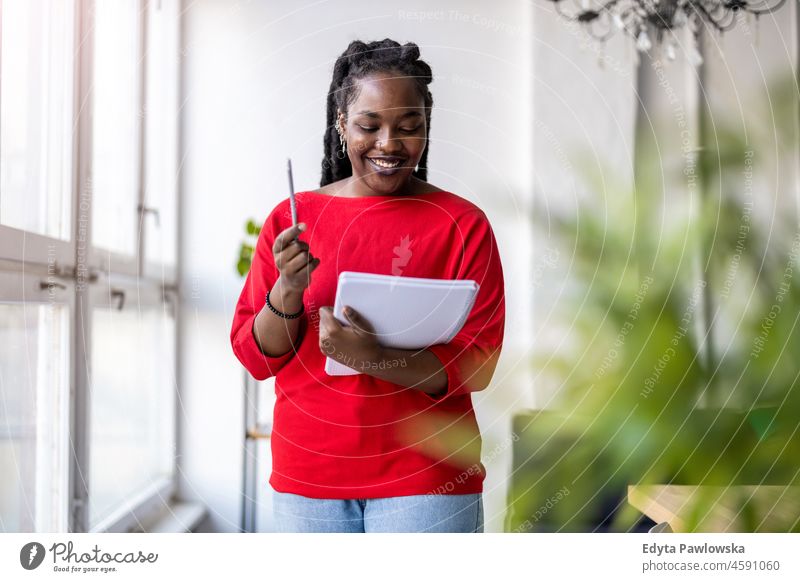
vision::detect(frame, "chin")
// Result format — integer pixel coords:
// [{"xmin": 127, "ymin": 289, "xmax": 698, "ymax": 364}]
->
[{"xmin": 363, "ymin": 170, "xmax": 412, "ymax": 194}]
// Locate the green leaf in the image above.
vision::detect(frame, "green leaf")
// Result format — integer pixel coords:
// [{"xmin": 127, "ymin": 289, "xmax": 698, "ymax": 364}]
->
[
  {"xmin": 246, "ymin": 219, "xmax": 261, "ymax": 236},
  {"xmin": 236, "ymin": 258, "xmax": 251, "ymax": 277},
  {"xmin": 239, "ymin": 244, "xmax": 254, "ymax": 260}
]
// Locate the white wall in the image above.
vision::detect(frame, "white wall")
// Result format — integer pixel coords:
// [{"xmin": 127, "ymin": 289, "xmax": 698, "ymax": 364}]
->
[{"xmin": 178, "ymin": 0, "xmax": 536, "ymax": 532}]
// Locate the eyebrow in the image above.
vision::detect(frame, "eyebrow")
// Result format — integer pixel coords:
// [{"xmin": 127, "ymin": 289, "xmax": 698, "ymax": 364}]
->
[{"xmin": 355, "ymin": 110, "xmax": 423, "ymax": 119}]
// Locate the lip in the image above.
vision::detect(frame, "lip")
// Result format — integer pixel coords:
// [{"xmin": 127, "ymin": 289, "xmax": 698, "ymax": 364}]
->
[{"xmin": 365, "ymin": 156, "xmax": 408, "ymax": 175}]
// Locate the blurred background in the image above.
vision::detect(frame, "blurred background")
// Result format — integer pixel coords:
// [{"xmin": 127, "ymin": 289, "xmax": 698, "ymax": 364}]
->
[{"xmin": 1, "ymin": 0, "xmax": 798, "ymax": 533}]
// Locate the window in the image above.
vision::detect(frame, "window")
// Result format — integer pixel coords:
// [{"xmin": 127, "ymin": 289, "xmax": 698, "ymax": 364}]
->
[
  {"xmin": 0, "ymin": 273, "xmax": 71, "ymax": 533},
  {"xmin": 144, "ymin": 0, "xmax": 180, "ymax": 270},
  {"xmin": 0, "ymin": 0, "xmax": 74, "ymax": 240},
  {"xmin": 89, "ymin": 285, "xmax": 176, "ymax": 531},
  {"xmin": 0, "ymin": 0, "xmax": 181, "ymax": 533},
  {"xmin": 91, "ymin": 0, "xmax": 142, "ymax": 257}
]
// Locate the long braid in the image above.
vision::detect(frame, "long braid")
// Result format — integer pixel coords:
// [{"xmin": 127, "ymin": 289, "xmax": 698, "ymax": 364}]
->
[{"xmin": 320, "ymin": 39, "xmax": 434, "ymax": 187}]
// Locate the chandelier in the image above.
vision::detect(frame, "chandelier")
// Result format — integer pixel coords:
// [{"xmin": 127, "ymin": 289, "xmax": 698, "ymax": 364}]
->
[{"xmin": 547, "ymin": 0, "xmax": 789, "ymax": 64}]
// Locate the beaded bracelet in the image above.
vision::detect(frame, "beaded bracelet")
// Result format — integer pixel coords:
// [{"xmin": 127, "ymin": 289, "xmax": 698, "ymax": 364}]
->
[{"xmin": 265, "ymin": 288, "xmax": 304, "ymax": 319}]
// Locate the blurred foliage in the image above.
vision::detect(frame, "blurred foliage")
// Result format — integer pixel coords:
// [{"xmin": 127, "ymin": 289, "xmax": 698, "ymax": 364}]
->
[
  {"xmin": 236, "ymin": 218, "xmax": 261, "ymax": 277},
  {"xmin": 505, "ymin": 71, "xmax": 800, "ymax": 532}
]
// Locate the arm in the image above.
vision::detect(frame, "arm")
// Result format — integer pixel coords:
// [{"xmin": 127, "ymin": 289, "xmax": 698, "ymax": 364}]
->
[
  {"xmin": 253, "ymin": 277, "xmax": 304, "ymax": 357},
  {"xmin": 230, "ymin": 212, "xmax": 309, "ymax": 380},
  {"xmin": 364, "ymin": 346, "xmax": 449, "ymax": 399},
  {"xmin": 366, "ymin": 209, "xmax": 506, "ymax": 402}
]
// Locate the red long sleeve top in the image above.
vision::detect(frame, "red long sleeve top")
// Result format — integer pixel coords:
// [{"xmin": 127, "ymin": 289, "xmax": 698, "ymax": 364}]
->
[{"xmin": 230, "ymin": 189, "xmax": 506, "ymax": 499}]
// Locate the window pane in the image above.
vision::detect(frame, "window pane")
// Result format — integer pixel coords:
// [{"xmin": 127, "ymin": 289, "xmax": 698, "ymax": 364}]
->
[
  {"xmin": 89, "ymin": 303, "xmax": 176, "ymax": 529},
  {"xmin": 91, "ymin": 0, "xmax": 141, "ymax": 256},
  {"xmin": 0, "ymin": 302, "xmax": 70, "ymax": 532},
  {"xmin": 144, "ymin": 0, "xmax": 180, "ymax": 268},
  {"xmin": 0, "ymin": 0, "xmax": 74, "ymax": 240}
]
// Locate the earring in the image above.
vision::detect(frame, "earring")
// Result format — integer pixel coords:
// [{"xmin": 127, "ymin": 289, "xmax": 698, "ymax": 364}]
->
[{"xmin": 336, "ymin": 118, "xmax": 346, "ymax": 154}]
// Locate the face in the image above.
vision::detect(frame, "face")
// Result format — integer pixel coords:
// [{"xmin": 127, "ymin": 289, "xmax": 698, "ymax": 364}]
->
[{"xmin": 339, "ymin": 72, "xmax": 427, "ymax": 195}]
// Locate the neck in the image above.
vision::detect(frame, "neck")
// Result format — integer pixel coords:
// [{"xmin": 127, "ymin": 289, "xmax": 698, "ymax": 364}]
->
[{"xmin": 342, "ymin": 175, "xmax": 415, "ymax": 198}]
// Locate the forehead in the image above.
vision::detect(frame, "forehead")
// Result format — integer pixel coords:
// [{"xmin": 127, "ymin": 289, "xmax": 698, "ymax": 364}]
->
[{"xmin": 349, "ymin": 73, "xmax": 425, "ymax": 115}]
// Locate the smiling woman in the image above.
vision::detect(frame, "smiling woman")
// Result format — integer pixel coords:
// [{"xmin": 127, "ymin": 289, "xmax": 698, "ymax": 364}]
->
[
  {"xmin": 320, "ymin": 38, "xmax": 433, "ymax": 196},
  {"xmin": 230, "ymin": 38, "xmax": 506, "ymax": 534}
]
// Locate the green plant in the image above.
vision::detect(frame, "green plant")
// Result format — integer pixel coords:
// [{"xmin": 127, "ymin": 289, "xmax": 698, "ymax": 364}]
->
[
  {"xmin": 236, "ymin": 218, "xmax": 261, "ymax": 277},
  {"xmin": 507, "ymin": 71, "xmax": 800, "ymax": 532}
]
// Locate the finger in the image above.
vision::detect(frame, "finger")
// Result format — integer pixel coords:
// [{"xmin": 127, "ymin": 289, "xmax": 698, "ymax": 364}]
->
[
  {"xmin": 275, "ymin": 249, "xmax": 298, "ymax": 272},
  {"xmin": 285, "ymin": 250, "xmax": 314, "ymax": 274},
  {"xmin": 275, "ymin": 246, "xmax": 302, "ymax": 272},
  {"xmin": 283, "ymin": 239, "xmax": 310, "ymax": 262},
  {"xmin": 274, "ymin": 237, "xmax": 308, "ymax": 266},
  {"xmin": 319, "ymin": 335, "xmax": 336, "ymax": 355},
  {"xmin": 293, "ymin": 256, "xmax": 321, "ymax": 285},
  {"xmin": 294, "ymin": 254, "xmax": 320, "ymax": 277},
  {"xmin": 318, "ymin": 306, "xmax": 342, "ymax": 334},
  {"xmin": 343, "ymin": 305, "xmax": 374, "ymax": 335},
  {"xmin": 272, "ymin": 223, "xmax": 306, "ymax": 254}
]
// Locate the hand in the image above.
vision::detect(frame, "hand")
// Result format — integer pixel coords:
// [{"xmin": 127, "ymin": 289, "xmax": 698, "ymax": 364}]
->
[
  {"xmin": 272, "ymin": 223, "xmax": 321, "ymax": 294},
  {"xmin": 318, "ymin": 305, "xmax": 383, "ymax": 371}
]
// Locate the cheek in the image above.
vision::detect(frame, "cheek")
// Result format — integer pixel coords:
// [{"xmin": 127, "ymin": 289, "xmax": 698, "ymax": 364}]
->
[
  {"xmin": 403, "ymin": 137, "xmax": 425, "ymax": 161},
  {"xmin": 349, "ymin": 137, "xmax": 370, "ymax": 159}
]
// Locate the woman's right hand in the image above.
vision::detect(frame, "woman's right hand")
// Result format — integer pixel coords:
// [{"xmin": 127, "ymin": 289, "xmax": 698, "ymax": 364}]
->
[{"xmin": 272, "ymin": 223, "xmax": 321, "ymax": 294}]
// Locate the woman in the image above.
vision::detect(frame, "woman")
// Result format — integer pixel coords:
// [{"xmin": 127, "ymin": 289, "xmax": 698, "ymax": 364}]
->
[{"xmin": 230, "ymin": 39, "xmax": 506, "ymax": 533}]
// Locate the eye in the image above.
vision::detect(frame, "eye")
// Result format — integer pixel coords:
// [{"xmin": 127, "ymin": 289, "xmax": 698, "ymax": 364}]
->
[
  {"xmin": 358, "ymin": 125, "xmax": 378, "ymax": 132},
  {"xmin": 400, "ymin": 126, "xmax": 422, "ymax": 133}
]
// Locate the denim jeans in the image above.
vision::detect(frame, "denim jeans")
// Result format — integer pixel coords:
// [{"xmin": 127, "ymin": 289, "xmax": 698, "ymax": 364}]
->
[{"xmin": 272, "ymin": 490, "xmax": 484, "ymax": 533}]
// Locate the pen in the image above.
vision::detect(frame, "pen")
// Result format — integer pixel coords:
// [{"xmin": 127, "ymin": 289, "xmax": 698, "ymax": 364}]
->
[
  {"xmin": 287, "ymin": 158, "xmax": 299, "ymax": 243},
  {"xmin": 287, "ymin": 158, "xmax": 297, "ymax": 225}
]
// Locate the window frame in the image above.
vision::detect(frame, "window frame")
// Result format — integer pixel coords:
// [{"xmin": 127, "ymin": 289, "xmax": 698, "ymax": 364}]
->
[
  {"xmin": 83, "ymin": 273, "xmax": 178, "ymax": 533},
  {"xmin": 0, "ymin": 0, "xmax": 182, "ymax": 533},
  {"xmin": 0, "ymin": 0, "xmax": 78, "ymax": 271},
  {"xmin": 85, "ymin": 0, "xmax": 143, "ymax": 279},
  {"xmin": 140, "ymin": 0, "xmax": 180, "ymax": 283},
  {"xmin": 70, "ymin": 0, "xmax": 182, "ymax": 533},
  {"xmin": 0, "ymin": 265, "xmax": 74, "ymax": 532}
]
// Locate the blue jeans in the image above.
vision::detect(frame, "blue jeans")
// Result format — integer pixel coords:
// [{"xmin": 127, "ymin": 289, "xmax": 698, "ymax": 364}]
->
[{"xmin": 272, "ymin": 490, "xmax": 484, "ymax": 533}]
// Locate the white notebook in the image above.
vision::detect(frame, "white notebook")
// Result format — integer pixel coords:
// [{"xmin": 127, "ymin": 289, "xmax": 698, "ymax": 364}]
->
[{"xmin": 324, "ymin": 271, "xmax": 479, "ymax": 376}]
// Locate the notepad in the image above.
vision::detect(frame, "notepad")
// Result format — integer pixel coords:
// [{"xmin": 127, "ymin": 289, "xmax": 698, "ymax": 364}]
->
[{"xmin": 324, "ymin": 271, "xmax": 479, "ymax": 376}]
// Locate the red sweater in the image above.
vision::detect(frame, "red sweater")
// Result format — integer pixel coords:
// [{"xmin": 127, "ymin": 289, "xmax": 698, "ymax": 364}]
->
[{"xmin": 230, "ymin": 189, "xmax": 506, "ymax": 498}]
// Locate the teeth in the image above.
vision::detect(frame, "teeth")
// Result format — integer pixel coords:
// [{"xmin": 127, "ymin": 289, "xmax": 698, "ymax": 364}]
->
[{"xmin": 369, "ymin": 158, "xmax": 401, "ymax": 168}]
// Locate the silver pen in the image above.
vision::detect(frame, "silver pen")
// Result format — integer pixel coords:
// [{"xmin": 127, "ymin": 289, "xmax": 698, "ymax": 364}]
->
[{"xmin": 287, "ymin": 158, "xmax": 299, "ymax": 243}]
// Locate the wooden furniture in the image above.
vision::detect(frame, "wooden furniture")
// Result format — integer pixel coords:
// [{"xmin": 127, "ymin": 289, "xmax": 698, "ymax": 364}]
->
[{"xmin": 627, "ymin": 484, "xmax": 800, "ymax": 532}]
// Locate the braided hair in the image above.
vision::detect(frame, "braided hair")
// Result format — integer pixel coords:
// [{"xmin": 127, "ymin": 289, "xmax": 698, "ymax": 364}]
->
[{"xmin": 320, "ymin": 39, "xmax": 434, "ymax": 187}]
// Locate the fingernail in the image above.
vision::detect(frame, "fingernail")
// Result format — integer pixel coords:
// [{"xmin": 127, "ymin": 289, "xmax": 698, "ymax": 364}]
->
[
  {"xmin": 345, "ymin": 306, "xmax": 352, "ymax": 314},
  {"xmin": 298, "ymin": 223, "xmax": 306, "ymax": 231}
]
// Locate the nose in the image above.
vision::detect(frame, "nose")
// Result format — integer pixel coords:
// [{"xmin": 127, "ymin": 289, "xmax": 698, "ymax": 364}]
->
[{"xmin": 376, "ymin": 129, "xmax": 404, "ymax": 154}]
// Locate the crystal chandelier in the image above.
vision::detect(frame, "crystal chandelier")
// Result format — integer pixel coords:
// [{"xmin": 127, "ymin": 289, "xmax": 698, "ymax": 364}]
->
[{"xmin": 547, "ymin": 0, "xmax": 789, "ymax": 64}]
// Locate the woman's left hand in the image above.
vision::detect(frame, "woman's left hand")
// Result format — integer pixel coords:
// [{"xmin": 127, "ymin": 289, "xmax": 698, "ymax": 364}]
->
[{"xmin": 318, "ymin": 305, "xmax": 383, "ymax": 371}]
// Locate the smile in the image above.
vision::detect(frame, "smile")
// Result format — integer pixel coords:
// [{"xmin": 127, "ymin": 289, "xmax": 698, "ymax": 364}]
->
[{"xmin": 367, "ymin": 158, "xmax": 405, "ymax": 175}]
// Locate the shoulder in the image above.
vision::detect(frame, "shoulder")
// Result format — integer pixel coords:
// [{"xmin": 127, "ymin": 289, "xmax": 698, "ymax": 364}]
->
[
  {"xmin": 434, "ymin": 191, "xmax": 489, "ymax": 223},
  {"xmin": 406, "ymin": 178, "xmax": 486, "ymax": 217}
]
